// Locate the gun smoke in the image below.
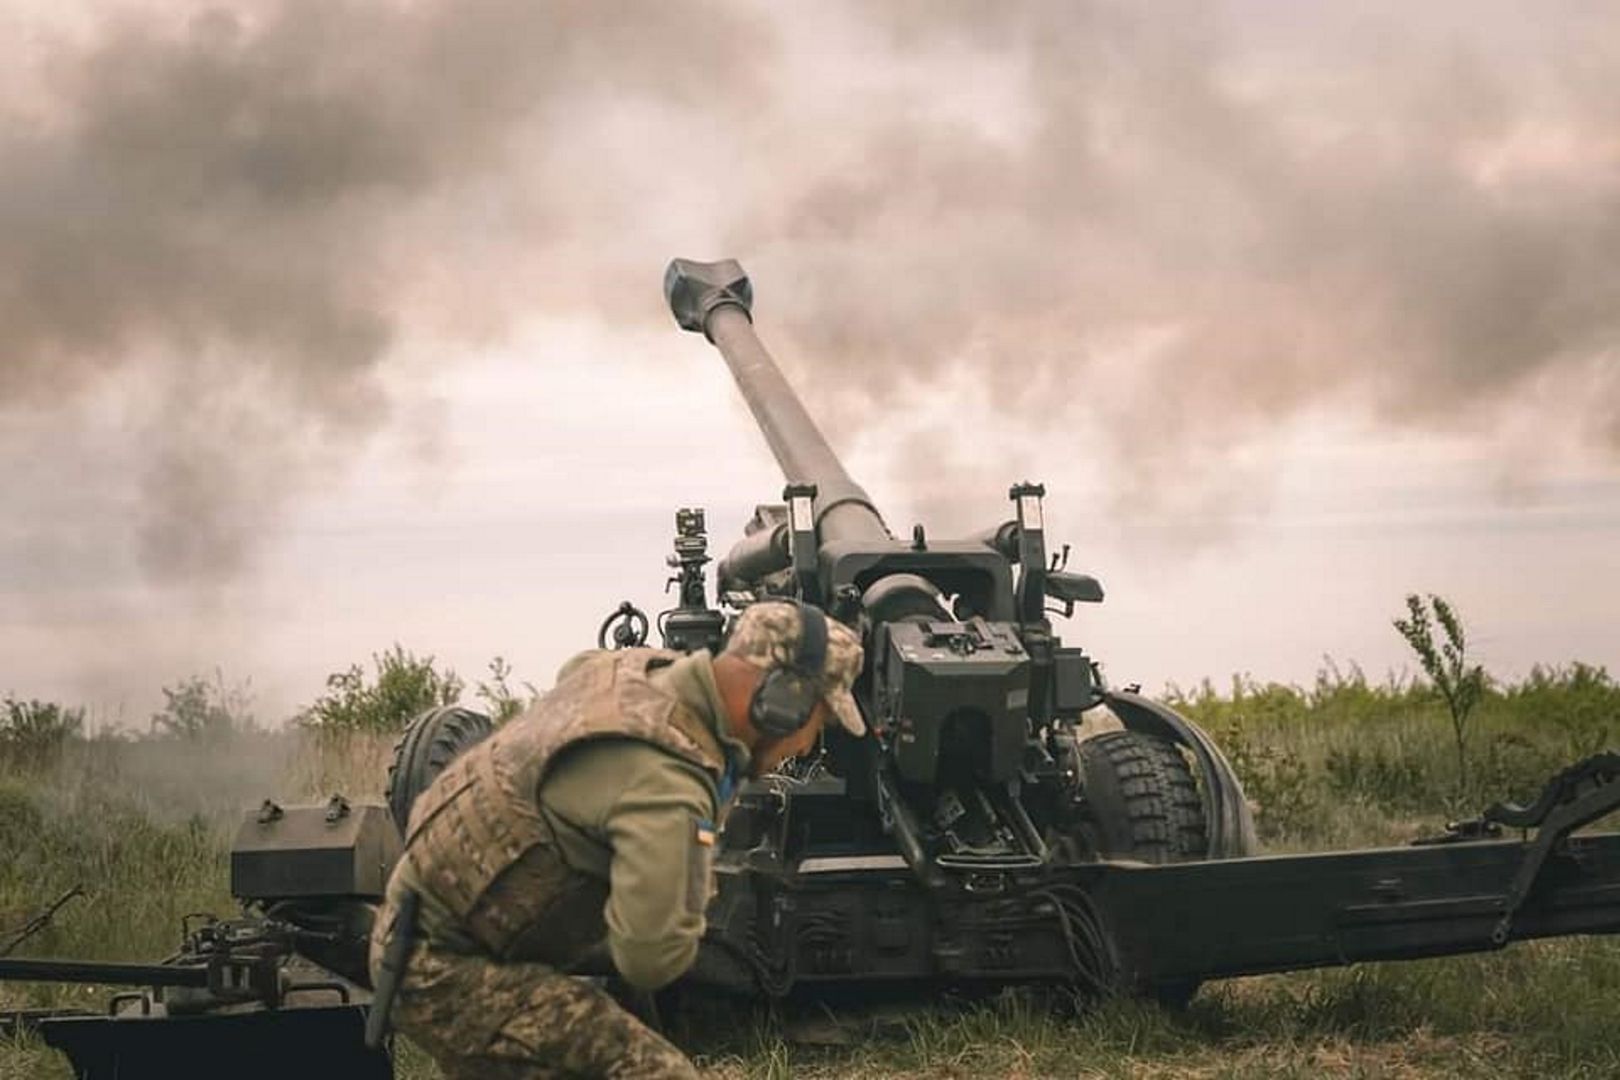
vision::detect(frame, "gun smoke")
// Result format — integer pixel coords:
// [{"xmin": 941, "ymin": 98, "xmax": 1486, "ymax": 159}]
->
[
  {"xmin": 1, "ymin": 0, "xmax": 766, "ymax": 585},
  {"xmin": 746, "ymin": 3, "xmax": 1620, "ymax": 527},
  {"xmin": 3, "ymin": 1, "xmax": 1617, "ymax": 704}
]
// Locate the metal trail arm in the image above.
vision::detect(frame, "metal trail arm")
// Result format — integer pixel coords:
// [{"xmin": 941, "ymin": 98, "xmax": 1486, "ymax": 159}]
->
[{"xmin": 1092, "ymin": 752, "xmax": 1620, "ymax": 986}]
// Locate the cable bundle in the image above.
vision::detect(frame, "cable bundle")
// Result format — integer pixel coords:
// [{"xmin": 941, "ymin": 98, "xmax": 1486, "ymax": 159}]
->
[{"xmin": 1030, "ymin": 884, "xmax": 1118, "ymax": 997}]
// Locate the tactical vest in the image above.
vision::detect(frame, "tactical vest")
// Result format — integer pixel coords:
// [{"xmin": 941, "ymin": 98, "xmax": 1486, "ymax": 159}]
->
[{"xmin": 403, "ymin": 649, "xmax": 728, "ymax": 962}]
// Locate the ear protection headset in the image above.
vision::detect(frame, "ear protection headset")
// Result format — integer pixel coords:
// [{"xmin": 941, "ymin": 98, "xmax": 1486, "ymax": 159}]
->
[{"xmin": 748, "ymin": 602, "xmax": 829, "ymax": 738}]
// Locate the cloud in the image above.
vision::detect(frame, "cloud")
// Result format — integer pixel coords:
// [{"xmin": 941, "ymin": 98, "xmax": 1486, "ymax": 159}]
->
[
  {"xmin": 735, "ymin": 2, "xmax": 1620, "ymax": 520},
  {"xmin": 0, "ymin": 0, "xmax": 766, "ymax": 581},
  {"xmin": 5, "ymin": 0, "xmax": 1616, "ymax": 626}
]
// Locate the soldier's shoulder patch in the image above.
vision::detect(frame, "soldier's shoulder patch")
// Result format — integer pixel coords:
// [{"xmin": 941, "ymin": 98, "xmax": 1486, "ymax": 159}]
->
[{"xmin": 694, "ymin": 817, "xmax": 717, "ymax": 847}]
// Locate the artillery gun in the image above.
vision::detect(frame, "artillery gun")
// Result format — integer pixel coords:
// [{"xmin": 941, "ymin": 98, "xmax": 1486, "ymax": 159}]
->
[
  {"xmin": 9, "ymin": 257, "xmax": 1620, "ymax": 1078},
  {"xmin": 644, "ymin": 259, "xmax": 1620, "ymax": 998}
]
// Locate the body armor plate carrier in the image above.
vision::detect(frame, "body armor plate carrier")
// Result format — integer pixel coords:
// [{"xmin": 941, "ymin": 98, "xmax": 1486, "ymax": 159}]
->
[{"xmin": 403, "ymin": 649, "xmax": 727, "ymax": 962}]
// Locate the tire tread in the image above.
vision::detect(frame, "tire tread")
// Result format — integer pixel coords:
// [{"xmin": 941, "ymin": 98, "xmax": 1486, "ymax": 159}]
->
[
  {"xmin": 1078, "ymin": 729, "xmax": 1207, "ymax": 864},
  {"xmin": 384, "ymin": 706, "xmax": 496, "ymax": 834}
]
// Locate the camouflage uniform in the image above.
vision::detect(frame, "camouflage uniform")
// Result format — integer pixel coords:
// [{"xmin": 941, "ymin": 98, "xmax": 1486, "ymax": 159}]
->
[
  {"xmin": 371, "ymin": 603, "xmax": 863, "ymax": 1079},
  {"xmin": 383, "ymin": 940, "xmax": 692, "ymax": 1079}
]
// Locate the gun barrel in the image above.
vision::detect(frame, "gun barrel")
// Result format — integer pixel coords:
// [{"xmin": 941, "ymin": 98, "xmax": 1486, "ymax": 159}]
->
[{"xmin": 666, "ymin": 258, "xmax": 890, "ymax": 545}]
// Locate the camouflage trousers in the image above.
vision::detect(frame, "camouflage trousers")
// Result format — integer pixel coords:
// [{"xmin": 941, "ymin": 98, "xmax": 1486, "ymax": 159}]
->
[{"xmin": 393, "ymin": 942, "xmax": 700, "ymax": 1079}]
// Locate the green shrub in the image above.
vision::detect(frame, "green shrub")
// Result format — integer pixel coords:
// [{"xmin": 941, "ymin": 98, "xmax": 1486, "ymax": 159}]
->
[
  {"xmin": 475, "ymin": 656, "xmax": 537, "ymax": 723},
  {"xmin": 0, "ymin": 698, "xmax": 82, "ymax": 768},
  {"xmin": 1503, "ymin": 662, "xmax": 1620, "ymax": 758},
  {"xmin": 1170, "ymin": 650, "xmax": 1620, "ymax": 843},
  {"xmin": 0, "ymin": 784, "xmax": 45, "ymax": 863},
  {"xmin": 1394, "ymin": 594, "xmax": 1487, "ymax": 803},
  {"xmin": 149, "ymin": 671, "xmax": 255, "ymax": 741},
  {"xmin": 1323, "ymin": 744, "xmax": 1434, "ymax": 810},
  {"xmin": 1207, "ymin": 714, "xmax": 1316, "ymax": 840},
  {"xmin": 1169, "ymin": 676, "xmax": 1317, "ymax": 839},
  {"xmin": 298, "ymin": 645, "xmax": 464, "ymax": 733}
]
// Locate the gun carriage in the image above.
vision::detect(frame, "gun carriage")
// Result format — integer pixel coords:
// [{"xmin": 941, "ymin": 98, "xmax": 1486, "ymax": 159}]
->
[
  {"xmin": 649, "ymin": 259, "xmax": 1620, "ymax": 1000},
  {"xmin": 8, "ymin": 258, "xmax": 1620, "ymax": 1078}
]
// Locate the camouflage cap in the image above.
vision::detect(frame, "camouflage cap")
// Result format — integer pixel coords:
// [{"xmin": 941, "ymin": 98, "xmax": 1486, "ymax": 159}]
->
[{"xmin": 723, "ymin": 601, "xmax": 866, "ymax": 737}]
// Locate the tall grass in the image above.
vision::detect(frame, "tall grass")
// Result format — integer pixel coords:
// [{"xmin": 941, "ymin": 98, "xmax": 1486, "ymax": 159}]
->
[
  {"xmin": 1167, "ymin": 661, "xmax": 1620, "ymax": 848},
  {"xmin": 4, "ymin": 661, "xmax": 1620, "ymax": 1078}
]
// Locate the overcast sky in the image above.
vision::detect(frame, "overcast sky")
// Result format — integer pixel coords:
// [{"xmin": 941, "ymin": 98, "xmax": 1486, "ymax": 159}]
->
[{"xmin": 2, "ymin": 1, "xmax": 1616, "ymax": 725}]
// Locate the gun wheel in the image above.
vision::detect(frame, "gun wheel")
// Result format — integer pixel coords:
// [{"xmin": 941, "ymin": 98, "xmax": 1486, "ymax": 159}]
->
[
  {"xmin": 1066, "ymin": 728, "xmax": 1208, "ymax": 1008},
  {"xmin": 1075, "ymin": 729, "xmax": 1208, "ymax": 864},
  {"xmin": 385, "ymin": 705, "xmax": 496, "ymax": 835}
]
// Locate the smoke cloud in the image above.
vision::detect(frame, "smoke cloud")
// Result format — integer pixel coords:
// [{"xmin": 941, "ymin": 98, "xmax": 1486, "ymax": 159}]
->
[
  {"xmin": 739, "ymin": 2, "xmax": 1620, "ymax": 526},
  {"xmin": 4, "ymin": 0, "xmax": 1617, "ymax": 607},
  {"xmin": 1, "ymin": 0, "xmax": 766, "ymax": 582}
]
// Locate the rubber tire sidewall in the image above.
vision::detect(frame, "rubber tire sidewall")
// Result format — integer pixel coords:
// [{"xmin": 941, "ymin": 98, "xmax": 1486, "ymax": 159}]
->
[
  {"xmin": 385, "ymin": 705, "xmax": 496, "ymax": 835},
  {"xmin": 1075, "ymin": 728, "xmax": 1208, "ymax": 1007},
  {"xmin": 1077, "ymin": 729, "xmax": 1208, "ymax": 864}
]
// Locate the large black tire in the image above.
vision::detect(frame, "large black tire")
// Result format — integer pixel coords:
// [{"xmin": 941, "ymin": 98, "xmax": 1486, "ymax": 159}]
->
[
  {"xmin": 1078, "ymin": 729, "xmax": 1207, "ymax": 864},
  {"xmin": 1075, "ymin": 729, "xmax": 1207, "ymax": 1007},
  {"xmin": 385, "ymin": 705, "xmax": 496, "ymax": 835}
]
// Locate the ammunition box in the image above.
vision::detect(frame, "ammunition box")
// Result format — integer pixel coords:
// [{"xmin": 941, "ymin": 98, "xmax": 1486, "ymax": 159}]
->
[{"xmin": 231, "ymin": 799, "xmax": 402, "ymax": 901}]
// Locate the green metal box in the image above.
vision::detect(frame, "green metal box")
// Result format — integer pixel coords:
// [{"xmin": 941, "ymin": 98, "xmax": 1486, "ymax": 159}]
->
[{"xmin": 230, "ymin": 798, "xmax": 402, "ymax": 901}]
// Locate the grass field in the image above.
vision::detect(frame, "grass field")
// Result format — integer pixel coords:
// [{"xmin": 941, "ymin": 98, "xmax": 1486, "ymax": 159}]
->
[{"xmin": 4, "ymin": 661, "xmax": 1619, "ymax": 1078}]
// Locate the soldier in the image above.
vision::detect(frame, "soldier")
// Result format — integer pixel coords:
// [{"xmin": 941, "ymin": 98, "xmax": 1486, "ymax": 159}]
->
[{"xmin": 369, "ymin": 600, "xmax": 864, "ymax": 1079}]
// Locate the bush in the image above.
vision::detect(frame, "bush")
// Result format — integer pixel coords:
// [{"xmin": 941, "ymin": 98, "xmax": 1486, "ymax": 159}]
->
[
  {"xmin": 475, "ymin": 656, "xmax": 537, "ymax": 723},
  {"xmin": 1503, "ymin": 662, "xmax": 1620, "ymax": 758},
  {"xmin": 149, "ymin": 671, "xmax": 255, "ymax": 741},
  {"xmin": 1168, "ymin": 676, "xmax": 1320, "ymax": 837},
  {"xmin": 1323, "ymin": 744, "xmax": 1434, "ymax": 810},
  {"xmin": 1204, "ymin": 712, "xmax": 1316, "ymax": 841},
  {"xmin": 1394, "ymin": 594, "xmax": 1487, "ymax": 803},
  {"xmin": 298, "ymin": 645, "xmax": 464, "ymax": 733},
  {"xmin": 0, "ymin": 698, "xmax": 83, "ymax": 768}
]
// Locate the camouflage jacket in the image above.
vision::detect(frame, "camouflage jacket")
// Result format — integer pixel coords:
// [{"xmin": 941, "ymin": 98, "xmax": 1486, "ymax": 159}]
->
[{"xmin": 399, "ymin": 648, "xmax": 731, "ymax": 971}]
